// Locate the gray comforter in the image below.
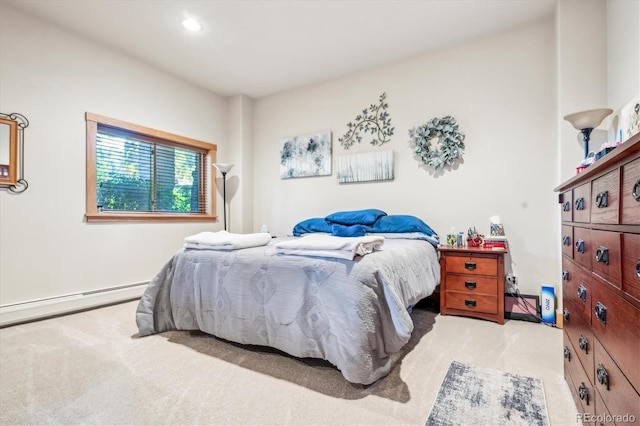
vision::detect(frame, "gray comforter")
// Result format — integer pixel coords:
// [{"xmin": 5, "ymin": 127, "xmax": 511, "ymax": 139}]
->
[{"xmin": 136, "ymin": 238, "xmax": 439, "ymax": 384}]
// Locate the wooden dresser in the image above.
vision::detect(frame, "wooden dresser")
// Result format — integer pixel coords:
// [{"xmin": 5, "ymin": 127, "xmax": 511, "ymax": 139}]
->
[
  {"xmin": 438, "ymin": 246, "xmax": 506, "ymax": 325},
  {"xmin": 555, "ymin": 133, "xmax": 640, "ymax": 424}
]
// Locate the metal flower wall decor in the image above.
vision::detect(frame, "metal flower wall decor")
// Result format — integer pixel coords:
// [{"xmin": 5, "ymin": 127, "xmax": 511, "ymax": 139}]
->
[
  {"xmin": 338, "ymin": 92, "xmax": 394, "ymax": 150},
  {"xmin": 409, "ymin": 115, "xmax": 465, "ymax": 172}
]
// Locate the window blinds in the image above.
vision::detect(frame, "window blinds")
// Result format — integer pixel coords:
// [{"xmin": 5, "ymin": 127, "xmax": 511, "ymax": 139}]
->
[{"xmin": 95, "ymin": 125, "xmax": 206, "ymax": 214}]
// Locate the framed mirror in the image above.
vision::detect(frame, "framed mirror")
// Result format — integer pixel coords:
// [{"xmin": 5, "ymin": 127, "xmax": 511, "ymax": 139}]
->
[{"xmin": 0, "ymin": 112, "xmax": 29, "ymax": 193}]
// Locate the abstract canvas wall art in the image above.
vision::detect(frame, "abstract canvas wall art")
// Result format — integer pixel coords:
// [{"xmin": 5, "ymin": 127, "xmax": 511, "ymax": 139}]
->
[
  {"xmin": 280, "ymin": 131, "xmax": 332, "ymax": 179},
  {"xmin": 336, "ymin": 150, "xmax": 394, "ymax": 183}
]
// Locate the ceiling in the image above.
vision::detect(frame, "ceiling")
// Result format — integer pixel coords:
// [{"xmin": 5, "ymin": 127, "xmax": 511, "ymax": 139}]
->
[{"xmin": 5, "ymin": 0, "xmax": 556, "ymax": 98}]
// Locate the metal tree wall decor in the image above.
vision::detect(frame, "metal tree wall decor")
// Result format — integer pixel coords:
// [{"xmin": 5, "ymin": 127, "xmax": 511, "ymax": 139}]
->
[
  {"xmin": 409, "ymin": 115, "xmax": 465, "ymax": 172},
  {"xmin": 338, "ymin": 92, "xmax": 394, "ymax": 149}
]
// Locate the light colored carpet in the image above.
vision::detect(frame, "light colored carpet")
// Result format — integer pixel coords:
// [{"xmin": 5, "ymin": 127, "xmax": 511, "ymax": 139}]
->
[
  {"xmin": 0, "ymin": 300, "xmax": 579, "ymax": 425},
  {"xmin": 426, "ymin": 361, "xmax": 548, "ymax": 426}
]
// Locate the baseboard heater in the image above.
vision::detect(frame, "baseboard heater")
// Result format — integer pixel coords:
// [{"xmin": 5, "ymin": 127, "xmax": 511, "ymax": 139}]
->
[{"xmin": 0, "ymin": 282, "xmax": 148, "ymax": 327}]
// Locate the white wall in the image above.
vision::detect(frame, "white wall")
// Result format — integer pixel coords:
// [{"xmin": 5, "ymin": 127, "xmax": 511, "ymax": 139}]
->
[
  {"xmin": 0, "ymin": 5, "xmax": 227, "ymax": 306},
  {"xmin": 253, "ymin": 18, "xmax": 557, "ymax": 296},
  {"xmin": 607, "ymin": 0, "xmax": 640, "ymax": 120}
]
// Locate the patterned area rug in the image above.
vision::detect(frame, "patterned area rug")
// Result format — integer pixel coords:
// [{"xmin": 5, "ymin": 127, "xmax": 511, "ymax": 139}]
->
[{"xmin": 426, "ymin": 361, "xmax": 549, "ymax": 426}]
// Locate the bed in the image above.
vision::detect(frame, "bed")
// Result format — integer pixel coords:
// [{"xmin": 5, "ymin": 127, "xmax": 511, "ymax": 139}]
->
[{"xmin": 136, "ymin": 210, "xmax": 440, "ymax": 385}]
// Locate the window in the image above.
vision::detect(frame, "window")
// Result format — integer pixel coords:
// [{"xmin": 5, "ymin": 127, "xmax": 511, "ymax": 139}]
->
[{"xmin": 85, "ymin": 113, "xmax": 217, "ymax": 222}]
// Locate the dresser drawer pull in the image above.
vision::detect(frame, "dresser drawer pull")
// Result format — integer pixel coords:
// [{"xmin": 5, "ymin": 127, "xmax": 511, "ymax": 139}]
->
[
  {"xmin": 577, "ymin": 284, "xmax": 587, "ymax": 303},
  {"xmin": 464, "ymin": 299, "xmax": 476, "ymax": 308},
  {"xmin": 595, "ymin": 246, "xmax": 609, "ymax": 265},
  {"xmin": 464, "ymin": 281, "xmax": 476, "ymax": 289},
  {"xmin": 464, "ymin": 262, "xmax": 476, "ymax": 270},
  {"xmin": 562, "ymin": 270, "xmax": 570, "ymax": 281},
  {"xmin": 563, "ymin": 346, "xmax": 571, "ymax": 361},
  {"xmin": 562, "ymin": 201, "xmax": 571, "ymax": 211},
  {"xmin": 563, "ymin": 308, "xmax": 570, "ymax": 321},
  {"xmin": 575, "ymin": 239, "xmax": 585, "ymax": 253},
  {"xmin": 594, "ymin": 302, "xmax": 607, "ymax": 324},
  {"xmin": 636, "ymin": 259, "xmax": 640, "ymax": 280},
  {"xmin": 633, "ymin": 179, "xmax": 640, "ymax": 202},
  {"xmin": 578, "ymin": 334, "xmax": 588, "ymax": 354},
  {"xmin": 562, "ymin": 235, "xmax": 571, "ymax": 246},
  {"xmin": 574, "ymin": 197, "xmax": 585, "ymax": 210},
  {"xmin": 578, "ymin": 382, "xmax": 590, "ymax": 405},
  {"xmin": 596, "ymin": 364, "xmax": 609, "ymax": 390},
  {"xmin": 595, "ymin": 190, "xmax": 608, "ymax": 208}
]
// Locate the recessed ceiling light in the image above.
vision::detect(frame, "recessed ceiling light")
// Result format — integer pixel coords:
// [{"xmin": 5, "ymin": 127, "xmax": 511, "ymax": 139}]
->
[{"xmin": 182, "ymin": 18, "xmax": 202, "ymax": 32}]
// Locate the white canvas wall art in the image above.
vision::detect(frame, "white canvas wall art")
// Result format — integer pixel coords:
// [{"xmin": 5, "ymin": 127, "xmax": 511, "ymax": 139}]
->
[
  {"xmin": 280, "ymin": 131, "xmax": 332, "ymax": 179},
  {"xmin": 337, "ymin": 150, "xmax": 394, "ymax": 183}
]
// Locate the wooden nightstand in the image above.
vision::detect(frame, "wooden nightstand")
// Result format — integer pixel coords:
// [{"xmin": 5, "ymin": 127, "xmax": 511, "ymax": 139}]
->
[{"xmin": 438, "ymin": 246, "xmax": 507, "ymax": 324}]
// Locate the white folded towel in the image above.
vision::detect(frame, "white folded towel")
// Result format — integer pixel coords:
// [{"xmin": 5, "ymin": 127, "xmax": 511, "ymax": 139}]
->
[
  {"xmin": 184, "ymin": 230, "xmax": 272, "ymax": 250},
  {"xmin": 274, "ymin": 234, "xmax": 384, "ymax": 260}
]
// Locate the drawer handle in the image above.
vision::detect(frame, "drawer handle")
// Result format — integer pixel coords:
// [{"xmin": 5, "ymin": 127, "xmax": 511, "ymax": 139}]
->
[
  {"xmin": 633, "ymin": 179, "xmax": 640, "ymax": 202},
  {"xmin": 562, "ymin": 270, "xmax": 570, "ymax": 281},
  {"xmin": 595, "ymin": 190, "xmax": 608, "ymax": 208},
  {"xmin": 562, "ymin": 201, "xmax": 571, "ymax": 212},
  {"xmin": 562, "ymin": 235, "xmax": 571, "ymax": 246},
  {"xmin": 577, "ymin": 284, "xmax": 587, "ymax": 303},
  {"xmin": 578, "ymin": 382, "xmax": 590, "ymax": 405},
  {"xmin": 594, "ymin": 301, "xmax": 607, "ymax": 324},
  {"xmin": 563, "ymin": 346, "xmax": 571, "ymax": 361},
  {"xmin": 563, "ymin": 308, "xmax": 570, "ymax": 321},
  {"xmin": 464, "ymin": 281, "xmax": 476, "ymax": 289},
  {"xmin": 636, "ymin": 259, "xmax": 640, "ymax": 280},
  {"xmin": 574, "ymin": 197, "xmax": 585, "ymax": 210},
  {"xmin": 596, "ymin": 364, "xmax": 609, "ymax": 390},
  {"xmin": 575, "ymin": 239, "xmax": 585, "ymax": 253},
  {"xmin": 464, "ymin": 299, "xmax": 477, "ymax": 308},
  {"xmin": 464, "ymin": 262, "xmax": 476, "ymax": 270},
  {"xmin": 595, "ymin": 246, "xmax": 609, "ymax": 265},
  {"xmin": 578, "ymin": 334, "xmax": 588, "ymax": 354}
]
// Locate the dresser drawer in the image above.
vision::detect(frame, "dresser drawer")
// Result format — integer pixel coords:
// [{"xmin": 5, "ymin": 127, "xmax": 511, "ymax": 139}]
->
[
  {"xmin": 444, "ymin": 254, "xmax": 497, "ymax": 276},
  {"xmin": 574, "ymin": 182, "xmax": 591, "ymax": 223},
  {"xmin": 563, "ymin": 298, "xmax": 594, "ymax": 384},
  {"xmin": 563, "ymin": 334, "xmax": 595, "ymax": 417},
  {"xmin": 622, "ymin": 232, "xmax": 640, "ymax": 306},
  {"xmin": 591, "ymin": 169, "xmax": 619, "ymax": 224},
  {"xmin": 591, "ymin": 276, "xmax": 640, "ymax": 391},
  {"xmin": 594, "ymin": 390, "xmax": 615, "ymax": 426},
  {"xmin": 591, "ymin": 229, "xmax": 622, "ymax": 289},
  {"xmin": 563, "ymin": 258, "xmax": 592, "ymax": 323},
  {"xmin": 444, "ymin": 291, "xmax": 497, "ymax": 315},
  {"xmin": 561, "ymin": 225, "xmax": 573, "ymax": 259},
  {"xmin": 561, "ymin": 190, "xmax": 573, "ymax": 222},
  {"xmin": 443, "ymin": 275, "xmax": 497, "ymax": 294},
  {"xmin": 574, "ymin": 226, "xmax": 592, "ymax": 271},
  {"xmin": 594, "ymin": 338, "xmax": 640, "ymax": 423},
  {"xmin": 621, "ymin": 157, "xmax": 640, "ymax": 225}
]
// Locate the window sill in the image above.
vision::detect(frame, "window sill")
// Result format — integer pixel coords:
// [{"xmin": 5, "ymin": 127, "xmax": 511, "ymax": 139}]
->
[{"xmin": 85, "ymin": 212, "xmax": 217, "ymax": 223}]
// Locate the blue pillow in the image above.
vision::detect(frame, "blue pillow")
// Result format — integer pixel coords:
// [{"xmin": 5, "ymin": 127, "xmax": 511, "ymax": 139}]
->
[
  {"xmin": 292, "ymin": 218, "xmax": 332, "ymax": 236},
  {"xmin": 365, "ymin": 215, "xmax": 437, "ymax": 237},
  {"xmin": 325, "ymin": 209, "xmax": 387, "ymax": 226},
  {"xmin": 331, "ymin": 224, "xmax": 366, "ymax": 237}
]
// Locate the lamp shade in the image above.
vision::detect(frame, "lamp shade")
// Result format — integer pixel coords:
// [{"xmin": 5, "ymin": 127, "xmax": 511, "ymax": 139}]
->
[
  {"xmin": 213, "ymin": 163, "xmax": 234, "ymax": 174},
  {"xmin": 563, "ymin": 108, "xmax": 613, "ymax": 130}
]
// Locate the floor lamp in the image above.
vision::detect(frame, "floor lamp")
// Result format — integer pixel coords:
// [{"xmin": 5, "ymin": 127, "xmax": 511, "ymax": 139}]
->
[
  {"xmin": 213, "ymin": 163, "xmax": 234, "ymax": 230},
  {"xmin": 563, "ymin": 108, "xmax": 613, "ymax": 159}
]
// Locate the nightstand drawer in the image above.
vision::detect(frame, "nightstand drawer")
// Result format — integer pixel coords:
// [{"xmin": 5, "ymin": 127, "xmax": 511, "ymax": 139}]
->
[
  {"xmin": 444, "ymin": 275, "xmax": 497, "ymax": 294},
  {"xmin": 444, "ymin": 291, "xmax": 497, "ymax": 314},
  {"xmin": 444, "ymin": 255, "xmax": 497, "ymax": 276}
]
